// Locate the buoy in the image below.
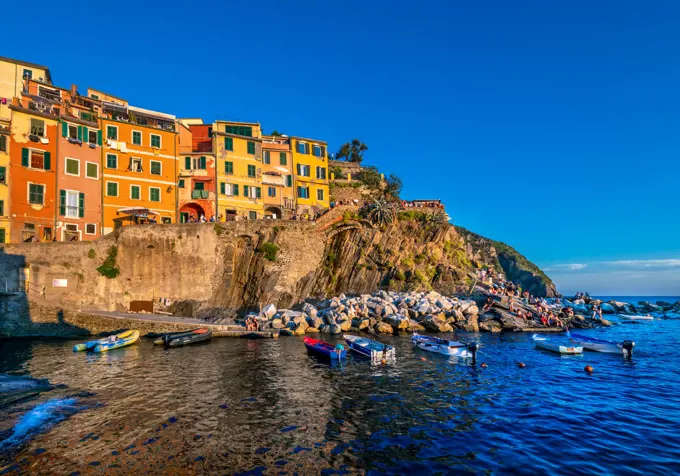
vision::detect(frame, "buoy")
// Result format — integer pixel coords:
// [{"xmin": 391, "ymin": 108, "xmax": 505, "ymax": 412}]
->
[
  {"xmin": 585, "ymin": 365, "xmax": 594, "ymax": 374},
  {"xmin": 518, "ymin": 362, "xmax": 526, "ymax": 368},
  {"xmin": 480, "ymin": 363, "xmax": 488, "ymax": 368},
  {"xmin": 381, "ymin": 359, "xmax": 387, "ymax": 365},
  {"xmin": 420, "ymin": 357, "xmax": 427, "ymax": 362}
]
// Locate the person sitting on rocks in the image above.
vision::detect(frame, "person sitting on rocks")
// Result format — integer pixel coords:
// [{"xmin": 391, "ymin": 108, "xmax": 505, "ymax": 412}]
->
[
  {"xmin": 245, "ymin": 316, "xmax": 258, "ymax": 332},
  {"xmin": 540, "ymin": 314, "xmax": 549, "ymax": 326},
  {"xmin": 592, "ymin": 303, "xmax": 602, "ymax": 321},
  {"xmin": 509, "ymin": 299, "xmax": 515, "ymax": 313},
  {"xmin": 482, "ymin": 297, "xmax": 494, "ymax": 313}
]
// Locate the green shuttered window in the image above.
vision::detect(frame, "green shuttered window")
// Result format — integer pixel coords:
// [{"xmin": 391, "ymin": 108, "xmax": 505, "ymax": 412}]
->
[
  {"xmin": 225, "ymin": 161, "xmax": 233, "ymax": 174},
  {"xmin": 247, "ymin": 165, "xmax": 256, "ymax": 177},
  {"xmin": 247, "ymin": 141, "xmax": 255, "ymax": 155},
  {"xmin": 225, "ymin": 137, "xmax": 233, "ymax": 151},
  {"xmin": 279, "ymin": 152, "xmax": 287, "ymax": 166}
]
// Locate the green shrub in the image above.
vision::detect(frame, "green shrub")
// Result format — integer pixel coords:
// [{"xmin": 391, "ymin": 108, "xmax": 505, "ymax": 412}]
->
[
  {"xmin": 87, "ymin": 249, "xmax": 96, "ymax": 259},
  {"xmin": 214, "ymin": 224, "xmax": 226, "ymax": 236},
  {"xmin": 97, "ymin": 246, "xmax": 120, "ymax": 279},
  {"xmin": 394, "ymin": 269, "xmax": 406, "ymax": 281},
  {"xmin": 258, "ymin": 242, "xmax": 279, "ymax": 261}
]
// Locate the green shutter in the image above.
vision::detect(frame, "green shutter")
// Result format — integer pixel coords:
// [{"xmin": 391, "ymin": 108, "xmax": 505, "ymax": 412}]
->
[
  {"xmin": 247, "ymin": 141, "xmax": 255, "ymax": 154},
  {"xmin": 286, "ymin": 175, "xmax": 292, "ymax": 187},
  {"xmin": 83, "ymin": 127, "xmax": 89, "ymax": 142},
  {"xmin": 97, "ymin": 130, "xmax": 102, "ymax": 145},
  {"xmin": 256, "ymin": 187, "xmax": 261, "ymax": 199},
  {"xmin": 233, "ymin": 184, "xmax": 239, "ymax": 196},
  {"xmin": 178, "ymin": 179, "xmax": 185, "ymax": 188},
  {"xmin": 44, "ymin": 152, "xmax": 51, "ymax": 170},
  {"xmin": 243, "ymin": 185, "xmax": 248, "ymax": 197},
  {"xmin": 200, "ymin": 156, "xmax": 206, "ymax": 169},
  {"xmin": 77, "ymin": 126, "xmax": 83, "ymax": 141},
  {"xmin": 22, "ymin": 148, "xmax": 29, "ymax": 167},
  {"xmin": 0, "ymin": 229, "xmax": 4, "ymax": 243},
  {"xmin": 185, "ymin": 157, "xmax": 191, "ymax": 170},
  {"xmin": 59, "ymin": 190, "xmax": 66, "ymax": 215},
  {"xmin": 280, "ymin": 152, "xmax": 286, "ymax": 165},
  {"xmin": 78, "ymin": 192, "xmax": 85, "ymax": 218},
  {"xmin": 220, "ymin": 182, "xmax": 225, "ymax": 194},
  {"xmin": 225, "ymin": 137, "xmax": 233, "ymax": 151},
  {"xmin": 61, "ymin": 122, "xmax": 68, "ymax": 137}
]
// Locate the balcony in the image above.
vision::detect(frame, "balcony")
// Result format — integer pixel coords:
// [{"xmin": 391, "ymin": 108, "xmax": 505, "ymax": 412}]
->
[{"xmin": 102, "ymin": 102, "xmax": 175, "ymax": 132}]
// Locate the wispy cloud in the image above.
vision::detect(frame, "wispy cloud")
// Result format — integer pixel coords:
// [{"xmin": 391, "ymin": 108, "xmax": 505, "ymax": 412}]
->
[
  {"xmin": 600, "ymin": 259, "xmax": 680, "ymax": 268},
  {"xmin": 544, "ymin": 263, "xmax": 588, "ymax": 271}
]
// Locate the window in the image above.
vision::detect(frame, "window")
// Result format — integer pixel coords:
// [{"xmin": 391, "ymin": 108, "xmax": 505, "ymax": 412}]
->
[
  {"xmin": 221, "ymin": 183, "xmax": 238, "ymax": 196},
  {"xmin": 106, "ymin": 182, "xmax": 118, "ymax": 197},
  {"xmin": 90, "ymin": 94, "xmax": 99, "ymax": 100},
  {"xmin": 62, "ymin": 190, "xmax": 81, "ymax": 218},
  {"xmin": 132, "ymin": 131, "xmax": 142, "ymax": 145},
  {"xmin": 194, "ymin": 182, "xmax": 205, "ymax": 191},
  {"xmin": 0, "ymin": 200, "xmax": 4, "ymax": 215},
  {"xmin": 85, "ymin": 224, "xmax": 96, "ymax": 235},
  {"xmin": 316, "ymin": 166, "xmax": 327, "ymax": 180},
  {"xmin": 150, "ymin": 134, "xmax": 161, "ymax": 148},
  {"xmin": 268, "ymin": 186, "xmax": 276, "ymax": 197},
  {"xmin": 225, "ymin": 161, "xmax": 233, "ymax": 174},
  {"xmin": 129, "ymin": 158, "xmax": 142, "ymax": 172},
  {"xmin": 0, "ymin": 135, "xmax": 7, "ymax": 152},
  {"xmin": 162, "ymin": 217, "xmax": 171, "ymax": 224},
  {"xmin": 279, "ymin": 152, "xmax": 287, "ymax": 166},
  {"xmin": 263, "ymin": 150, "xmax": 270, "ymax": 164},
  {"xmin": 178, "ymin": 179, "xmax": 185, "ymax": 188},
  {"xmin": 296, "ymin": 164, "xmax": 310, "ymax": 177},
  {"xmin": 225, "ymin": 125, "xmax": 253, "ymax": 137},
  {"xmin": 88, "ymin": 130, "xmax": 98, "ymax": 145},
  {"xmin": 150, "ymin": 160, "xmax": 162, "ymax": 176},
  {"xmin": 65, "ymin": 158, "xmax": 80, "ymax": 176},
  {"xmin": 312, "ymin": 144, "xmax": 326, "ymax": 158},
  {"xmin": 28, "ymin": 183, "xmax": 45, "ymax": 204},
  {"xmin": 23, "ymin": 69, "xmax": 32, "ymax": 79},
  {"xmin": 43, "ymin": 227, "xmax": 52, "ymax": 241},
  {"xmin": 86, "ymin": 162, "xmax": 98, "ymax": 179},
  {"xmin": 23, "ymin": 149, "xmax": 51, "ymax": 170},
  {"xmin": 247, "ymin": 141, "xmax": 255, "ymax": 155},
  {"xmin": 30, "ymin": 119, "xmax": 45, "ymax": 137},
  {"xmin": 297, "ymin": 186, "xmax": 309, "ymax": 199},
  {"xmin": 149, "ymin": 187, "xmax": 161, "ymax": 202},
  {"xmin": 194, "ymin": 156, "xmax": 206, "ymax": 170},
  {"xmin": 0, "ymin": 166, "xmax": 6, "ymax": 184},
  {"xmin": 68, "ymin": 124, "xmax": 78, "ymax": 140},
  {"xmin": 106, "ymin": 125, "xmax": 118, "ymax": 140},
  {"xmin": 317, "ymin": 189, "xmax": 324, "ymax": 201},
  {"xmin": 106, "ymin": 154, "xmax": 117, "ymax": 169},
  {"xmin": 286, "ymin": 175, "xmax": 292, "ymax": 187},
  {"xmin": 0, "ymin": 229, "xmax": 4, "ymax": 243},
  {"xmin": 249, "ymin": 211, "xmax": 257, "ymax": 220},
  {"xmin": 131, "ymin": 185, "xmax": 141, "ymax": 200},
  {"xmin": 248, "ymin": 165, "xmax": 256, "ymax": 177},
  {"xmin": 224, "ymin": 137, "xmax": 233, "ymax": 151},
  {"xmin": 296, "ymin": 142, "xmax": 309, "ymax": 154}
]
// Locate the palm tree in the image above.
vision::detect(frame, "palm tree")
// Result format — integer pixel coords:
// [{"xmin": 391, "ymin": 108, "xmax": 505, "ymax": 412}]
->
[
  {"xmin": 366, "ymin": 199, "xmax": 396, "ymax": 227},
  {"xmin": 336, "ymin": 139, "xmax": 368, "ymax": 163}
]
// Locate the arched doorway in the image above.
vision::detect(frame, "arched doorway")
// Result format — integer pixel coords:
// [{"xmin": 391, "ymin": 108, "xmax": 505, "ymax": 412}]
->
[
  {"xmin": 179, "ymin": 203, "xmax": 206, "ymax": 223},
  {"xmin": 265, "ymin": 206, "xmax": 283, "ymax": 219}
]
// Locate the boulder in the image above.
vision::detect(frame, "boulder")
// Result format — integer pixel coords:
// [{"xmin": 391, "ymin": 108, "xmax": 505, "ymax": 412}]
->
[
  {"xmin": 307, "ymin": 316, "xmax": 323, "ymax": 329},
  {"xmin": 423, "ymin": 315, "xmax": 453, "ymax": 333},
  {"xmin": 328, "ymin": 324, "xmax": 342, "ymax": 335},
  {"xmin": 352, "ymin": 318, "xmax": 369, "ymax": 330},
  {"xmin": 324, "ymin": 313, "xmax": 337, "ymax": 326},
  {"xmin": 281, "ymin": 315, "xmax": 290, "ymax": 326},
  {"xmin": 600, "ymin": 303, "xmax": 615, "ymax": 314},
  {"xmin": 261, "ymin": 304, "xmax": 277, "ymax": 319},
  {"xmin": 460, "ymin": 313, "xmax": 479, "ymax": 332},
  {"xmin": 319, "ymin": 324, "xmax": 329, "ymax": 333},
  {"xmin": 302, "ymin": 303, "xmax": 318, "ymax": 318},
  {"xmin": 408, "ymin": 320, "xmax": 426, "ymax": 332},
  {"xmin": 384, "ymin": 314, "xmax": 409, "ymax": 330},
  {"xmin": 479, "ymin": 319, "xmax": 502, "ymax": 332},
  {"xmin": 338, "ymin": 319, "xmax": 352, "ymax": 332},
  {"xmin": 306, "ymin": 327, "xmax": 320, "ymax": 333},
  {"xmin": 292, "ymin": 325, "xmax": 306, "ymax": 336},
  {"xmin": 270, "ymin": 318, "xmax": 284, "ymax": 329},
  {"xmin": 375, "ymin": 322, "xmax": 394, "ymax": 334},
  {"xmin": 279, "ymin": 329, "xmax": 293, "ymax": 336}
]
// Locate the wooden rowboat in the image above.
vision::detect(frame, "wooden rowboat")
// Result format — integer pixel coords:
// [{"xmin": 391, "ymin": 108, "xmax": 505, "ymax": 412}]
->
[
  {"xmin": 344, "ymin": 335, "xmax": 395, "ymax": 361},
  {"xmin": 411, "ymin": 333, "xmax": 478, "ymax": 359},
  {"xmin": 303, "ymin": 337, "xmax": 346, "ymax": 360}
]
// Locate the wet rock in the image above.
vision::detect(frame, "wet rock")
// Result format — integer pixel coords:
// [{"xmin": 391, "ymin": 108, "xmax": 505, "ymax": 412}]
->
[
  {"xmin": 338, "ymin": 319, "xmax": 352, "ymax": 332},
  {"xmin": 262, "ymin": 304, "xmax": 277, "ymax": 319},
  {"xmin": 384, "ymin": 314, "xmax": 409, "ymax": 330},
  {"xmin": 279, "ymin": 329, "xmax": 293, "ymax": 337},
  {"xmin": 352, "ymin": 318, "xmax": 369, "ymax": 330},
  {"xmin": 270, "ymin": 318, "xmax": 284, "ymax": 329},
  {"xmin": 408, "ymin": 320, "xmax": 426, "ymax": 332},
  {"xmin": 302, "ymin": 303, "xmax": 318, "ymax": 318},
  {"xmin": 292, "ymin": 325, "xmax": 306, "ymax": 336},
  {"xmin": 479, "ymin": 319, "xmax": 502, "ymax": 332},
  {"xmin": 328, "ymin": 324, "xmax": 342, "ymax": 335},
  {"xmin": 423, "ymin": 315, "xmax": 453, "ymax": 333},
  {"xmin": 375, "ymin": 322, "xmax": 393, "ymax": 334},
  {"xmin": 307, "ymin": 316, "xmax": 323, "ymax": 329},
  {"xmin": 306, "ymin": 327, "xmax": 320, "ymax": 333}
]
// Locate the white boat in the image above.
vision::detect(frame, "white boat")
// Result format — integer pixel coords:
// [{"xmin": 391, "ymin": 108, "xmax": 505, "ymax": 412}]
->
[
  {"xmin": 411, "ymin": 333, "xmax": 478, "ymax": 359},
  {"xmin": 618, "ymin": 314, "xmax": 654, "ymax": 321},
  {"xmin": 344, "ymin": 335, "xmax": 396, "ymax": 361},
  {"xmin": 567, "ymin": 331, "xmax": 635, "ymax": 356},
  {"xmin": 532, "ymin": 335, "xmax": 583, "ymax": 355}
]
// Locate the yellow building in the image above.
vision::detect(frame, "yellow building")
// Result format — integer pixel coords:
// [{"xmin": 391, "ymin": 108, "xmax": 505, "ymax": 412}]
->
[
  {"xmin": 290, "ymin": 136, "xmax": 329, "ymax": 214},
  {"xmin": 261, "ymin": 135, "xmax": 294, "ymax": 219},
  {"xmin": 0, "ymin": 56, "xmax": 52, "ymax": 100},
  {"xmin": 213, "ymin": 121, "xmax": 264, "ymax": 220},
  {"xmin": 0, "ymin": 116, "xmax": 8, "ymax": 243}
]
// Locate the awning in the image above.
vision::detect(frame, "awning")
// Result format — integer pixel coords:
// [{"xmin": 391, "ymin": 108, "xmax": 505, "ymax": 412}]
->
[
  {"xmin": 117, "ymin": 207, "xmax": 160, "ymax": 216},
  {"xmin": 262, "ymin": 174, "xmax": 284, "ymax": 186}
]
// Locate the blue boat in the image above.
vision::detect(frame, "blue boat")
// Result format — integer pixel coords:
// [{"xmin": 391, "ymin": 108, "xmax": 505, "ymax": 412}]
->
[
  {"xmin": 344, "ymin": 335, "xmax": 395, "ymax": 361},
  {"xmin": 303, "ymin": 337, "xmax": 346, "ymax": 360}
]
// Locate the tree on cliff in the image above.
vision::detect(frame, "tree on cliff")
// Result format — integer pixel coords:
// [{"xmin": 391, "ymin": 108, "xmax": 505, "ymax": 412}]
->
[
  {"xmin": 270, "ymin": 130, "xmax": 283, "ymax": 136},
  {"xmin": 384, "ymin": 174, "xmax": 403, "ymax": 199},
  {"xmin": 336, "ymin": 139, "xmax": 368, "ymax": 163}
]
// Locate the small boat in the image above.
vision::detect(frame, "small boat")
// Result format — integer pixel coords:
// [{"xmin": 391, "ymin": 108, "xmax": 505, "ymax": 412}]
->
[
  {"xmin": 93, "ymin": 330, "xmax": 140, "ymax": 353},
  {"xmin": 532, "ymin": 334, "xmax": 582, "ymax": 354},
  {"xmin": 567, "ymin": 331, "xmax": 635, "ymax": 356},
  {"xmin": 344, "ymin": 335, "xmax": 395, "ymax": 361},
  {"xmin": 411, "ymin": 333, "xmax": 478, "ymax": 359},
  {"xmin": 618, "ymin": 314, "xmax": 654, "ymax": 321},
  {"xmin": 303, "ymin": 337, "xmax": 346, "ymax": 360},
  {"xmin": 73, "ymin": 330, "xmax": 136, "ymax": 352},
  {"xmin": 154, "ymin": 328, "xmax": 212, "ymax": 347}
]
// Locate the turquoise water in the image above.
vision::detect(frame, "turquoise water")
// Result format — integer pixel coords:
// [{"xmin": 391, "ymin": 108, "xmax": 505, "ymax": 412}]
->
[
  {"xmin": 1, "ymin": 316, "xmax": 679, "ymax": 474},
  {"xmin": 594, "ymin": 296, "xmax": 679, "ymax": 304}
]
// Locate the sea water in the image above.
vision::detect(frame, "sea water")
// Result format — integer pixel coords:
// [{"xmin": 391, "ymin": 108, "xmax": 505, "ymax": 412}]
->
[{"xmin": 0, "ymin": 305, "xmax": 679, "ymax": 474}]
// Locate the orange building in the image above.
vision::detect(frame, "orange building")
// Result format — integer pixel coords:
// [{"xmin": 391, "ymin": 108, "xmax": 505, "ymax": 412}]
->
[
  {"xmin": 177, "ymin": 120, "xmax": 216, "ymax": 222},
  {"xmin": 92, "ymin": 89, "xmax": 177, "ymax": 233},
  {"xmin": 8, "ymin": 91, "xmax": 59, "ymax": 242},
  {"xmin": 261, "ymin": 135, "xmax": 294, "ymax": 218},
  {"xmin": 55, "ymin": 85, "xmax": 103, "ymax": 240}
]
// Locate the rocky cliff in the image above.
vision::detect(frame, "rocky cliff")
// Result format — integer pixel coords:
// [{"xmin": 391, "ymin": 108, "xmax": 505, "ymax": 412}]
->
[{"xmin": 0, "ymin": 207, "xmax": 556, "ymax": 326}]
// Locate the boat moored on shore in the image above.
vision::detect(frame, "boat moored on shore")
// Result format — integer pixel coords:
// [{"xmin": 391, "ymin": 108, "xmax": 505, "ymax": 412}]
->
[
  {"xmin": 411, "ymin": 333, "xmax": 478, "ymax": 359},
  {"xmin": 344, "ymin": 335, "xmax": 395, "ymax": 361},
  {"xmin": 154, "ymin": 328, "xmax": 212, "ymax": 347},
  {"xmin": 532, "ymin": 335, "xmax": 583, "ymax": 355},
  {"xmin": 567, "ymin": 331, "xmax": 635, "ymax": 356},
  {"xmin": 303, "ymin": 337, "xmax": 346, "ymax": 360}
]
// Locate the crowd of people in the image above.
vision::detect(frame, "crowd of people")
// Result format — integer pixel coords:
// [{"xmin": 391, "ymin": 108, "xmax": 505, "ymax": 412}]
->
[{"xmin": 399, "ymin": 200, "xmax": 444, "ymax": 209}]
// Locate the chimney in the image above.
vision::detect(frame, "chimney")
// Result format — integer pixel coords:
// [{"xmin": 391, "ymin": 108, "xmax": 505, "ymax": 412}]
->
[{"xmin": 70, "ymin": 84, "xmax": 77, "ymax": 98}]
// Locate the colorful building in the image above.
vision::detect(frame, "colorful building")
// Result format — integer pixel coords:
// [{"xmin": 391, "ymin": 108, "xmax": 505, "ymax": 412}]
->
[
  {"xmin": 177, "ymin": 119, "xmax": 216, "ymax": 222},
  {"xmin": 8, "ymin": 93, "xmax": 59, "ymax": 242},
  {"xmin": 0, "ymin": 104, "xmax": 9, "ymax": 243},
  {"xmin": 213, "ymin": 121, "xmax": 264, "ymax": 220},
  {"xmin": 0, "ymin": 56, "xmax": 51, "ymax": 101},
  {"xmin": 55, "ymin": 85, "xmax": 103, "ymax": 240},
  {"xmin": 93, "ymin": 89, "xmax": 178, "ymax": 233},
  {"xmin": 261, "ymin": 135, "xmax": 294, "ymax": 219},
  {"xmin": 290, "ymin": 135, "xmax": 330, "ymax": 215}
]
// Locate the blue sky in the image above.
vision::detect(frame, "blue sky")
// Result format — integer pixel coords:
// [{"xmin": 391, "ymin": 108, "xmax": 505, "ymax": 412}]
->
[{"xmin": 5, "ymin": 0, "xmax": 680, "ymax": 295}]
